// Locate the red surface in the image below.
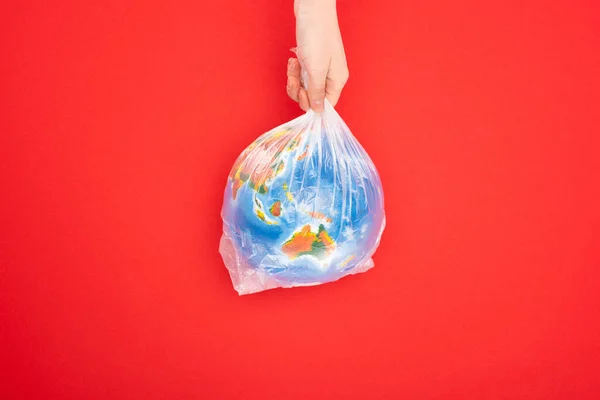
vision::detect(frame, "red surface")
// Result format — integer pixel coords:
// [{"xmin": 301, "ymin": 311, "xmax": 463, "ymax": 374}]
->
[{"xmin": 2, "ymin": 1, "xmax": 600, "ymax": 398}]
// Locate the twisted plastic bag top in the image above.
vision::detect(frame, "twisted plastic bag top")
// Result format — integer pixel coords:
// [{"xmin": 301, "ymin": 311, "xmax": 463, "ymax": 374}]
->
[{"xmin": 220, "ymin": 100, "xmax": 385, "ymax": 295}]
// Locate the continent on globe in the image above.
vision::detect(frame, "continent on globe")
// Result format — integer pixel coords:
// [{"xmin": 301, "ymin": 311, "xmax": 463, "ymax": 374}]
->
[{"xmin": 281, "ymin": 224, "xmax": 336, "ymax": 260}]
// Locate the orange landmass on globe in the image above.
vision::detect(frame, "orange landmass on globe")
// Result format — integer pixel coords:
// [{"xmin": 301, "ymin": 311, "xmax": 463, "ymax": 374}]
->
[
  {"xmin": 281, "ymin": 224, "xmax": 336, "ymax": 260},
  {"xmin": 297, "ymin": 145, "xmax": 309, "ymax": 161},
  {"xmin": 307, "ymin": 211, "xmax": 333, "ymax": 223},
  {"xmin": 270, "ymin": 201, "xmax": 281, "ymax": 217}
]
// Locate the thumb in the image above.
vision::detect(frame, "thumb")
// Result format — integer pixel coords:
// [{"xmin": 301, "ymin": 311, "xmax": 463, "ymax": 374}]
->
[{"xmin": 306, "ymin": 70, "xmax": 327, "ymax": 113}]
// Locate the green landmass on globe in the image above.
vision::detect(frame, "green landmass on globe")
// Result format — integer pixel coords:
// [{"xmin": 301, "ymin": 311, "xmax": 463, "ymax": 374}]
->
[{"xmin": 281, "ymin": 224, "xmax": 336, "ymax": 260}]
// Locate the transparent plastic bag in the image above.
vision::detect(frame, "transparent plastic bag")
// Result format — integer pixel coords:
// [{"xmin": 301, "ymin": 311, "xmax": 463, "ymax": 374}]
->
[{"xmin": 220, "ymin": 96, "xmax": 385, "ymax": 295}]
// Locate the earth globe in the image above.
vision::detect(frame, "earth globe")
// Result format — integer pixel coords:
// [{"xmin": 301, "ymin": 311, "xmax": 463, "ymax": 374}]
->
[{"xmin": 220, "ymin": 111, "xmax": 385, "ymax": 295}]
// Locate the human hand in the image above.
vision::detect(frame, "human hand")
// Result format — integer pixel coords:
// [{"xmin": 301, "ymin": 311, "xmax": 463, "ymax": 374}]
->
[{"xmin": 287, "ymin": 0, "xmax": 349, "ymax": 113}]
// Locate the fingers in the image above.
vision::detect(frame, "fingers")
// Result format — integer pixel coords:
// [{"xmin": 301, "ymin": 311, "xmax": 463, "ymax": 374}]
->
[
  {"xmin": 287, "ymin": 57, "xmax": 348, "ymax": 112},
  {"xmin": 298, "ymin": 88, "xmax": 309, "ymax": 111},
  {"xmin": 286, "ymin": 75, "xmax": 300, "ymax": 102},
  {"xmin": 287, "ymin": 58, "xmax": 301, "ymax": 82},
  {"xmin": 286, "ymin": 58, "xmax": 309, "ymax": 112},
  {"xmin": 287, "ymin": 79, "xmax": 309, "ymax": 112},
  {"xmin": 286, "ymin": 58, "xmax": 300, "ymax": 101}
]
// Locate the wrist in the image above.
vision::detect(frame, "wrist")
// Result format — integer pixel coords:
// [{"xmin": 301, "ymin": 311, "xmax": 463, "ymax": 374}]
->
[{"xmin": 294, "ymin": 0, "xmax": 336, "ymax": 17}]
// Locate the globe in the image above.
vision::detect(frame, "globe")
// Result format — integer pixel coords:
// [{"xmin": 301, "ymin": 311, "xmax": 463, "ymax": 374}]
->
[{"xmin": 220, "ymin": 117, "xmax": 385, "ymax": 294}]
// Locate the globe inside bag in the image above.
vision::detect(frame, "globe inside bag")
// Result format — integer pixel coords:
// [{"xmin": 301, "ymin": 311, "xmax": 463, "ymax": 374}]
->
[{"xmin": 219, "ymin": 100, "xmax": 385, "ymax": 295}]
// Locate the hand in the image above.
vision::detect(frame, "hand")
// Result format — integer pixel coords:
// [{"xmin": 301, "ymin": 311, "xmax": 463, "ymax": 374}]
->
[{"xmin": 287, "ymin": 0, "xmax": 349, "ymax": 113}]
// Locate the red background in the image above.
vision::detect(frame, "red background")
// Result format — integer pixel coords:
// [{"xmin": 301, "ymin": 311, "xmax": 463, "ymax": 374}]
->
[{"xmin": 2, "ymin": 0, "xmax": 600, "ymax": 398}]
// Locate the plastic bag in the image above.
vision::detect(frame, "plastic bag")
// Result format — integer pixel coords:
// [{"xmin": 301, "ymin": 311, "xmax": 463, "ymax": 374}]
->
[{"xmin": 220, "ymin": 94, "xmax": 385, "ymax": 295}]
